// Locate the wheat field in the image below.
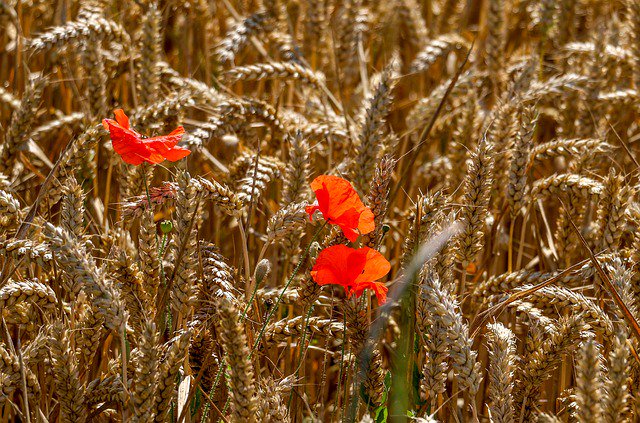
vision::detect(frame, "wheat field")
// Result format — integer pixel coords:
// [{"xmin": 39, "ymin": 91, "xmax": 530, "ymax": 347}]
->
[{"xmin": 1, "ymin": 0, "xmax": 639, "ymax": 422}]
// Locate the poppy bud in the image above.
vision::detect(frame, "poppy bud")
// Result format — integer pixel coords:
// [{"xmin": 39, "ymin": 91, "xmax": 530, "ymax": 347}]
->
[
  {"xmin": 160, "ymin": 220, "xmax": 173, "ymax": 234},
  {"xmin": 309, "ymin": 241, "xmax": 320, "ymax": 260},
  {"xmin": 382, "ymin": 224, "xmax": 390, "ymax": 233},
  {"xmin": 254, "ymin": 259, "xmax": 272, "ymax": 285}
]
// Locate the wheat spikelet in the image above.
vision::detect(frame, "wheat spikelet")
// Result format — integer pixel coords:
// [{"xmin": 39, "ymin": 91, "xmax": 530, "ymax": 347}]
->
[
  {"xmin": 170, "ymin": 171, "xmax": 203, "ymax": 317},
  {"xmin": 0, "ymin": 343, "xmax": 39, "ymax": 405},
  {"xmin": 132, "ymin": 92, "xmax": 196, "ymax": 130},
  {"xmin": 471, "ymin": 268, "xmax": 584, "ymax": 306},
  {"xmin": 81, "ymin": 34, "xmax": 108, "ymax": 118},
  {"xmin": 188, "ymin": 324, "xmax": 221, "ymax": 394},
  {"xmin": 396, "ymin": 0, "xmax": 428, "ymax": 55},
  {"xmin": 485, "ymin": 322, "xmax": 516, "ymax": 423},
  {"xmin": 302, "ymin": 0, "xmax": 327, "ymax": 61},
  {"xmin": 454, "ymin": 139, "xmax": 494, "ymax": 266},
  {"xmin": 46, "ymin": 223, "xmax": 127, "ymax": 331},
  {"xmin": 483, "ymin": 0, "xmax": 505, "ymax": 99},
  {"xmin": 216, "ymin": 11, "xmax": 273, "ymax": 65},
  {"xmin": 28, "ymin": 112, "xmax": 86, "ymax": 142},
  {"xmin": 257, "ymin": 377, "xmax": 290, "ymax": 422},
  {"xmin": 46, "ymin": 125, "xmax": 102, "ymax": 207},
  {"xmin": 112, "ymin": 248, "xmax": 148, "ymax": 333},
  {"xmin": 529, "ymin": 138, "xmax": 609, "ymax": 163},
  {"xmin": 296, "ymin": 273, "xmax": 324, "ymax": 310},
  {"xmin": 418, "ymin": 271, "xmax": 482, "ymax": 401},
  {"xmin": 419, "ymin": 321, "xmax": 448, "ymax": 406},
  {"xmin": 266, "ymin": 202, "xmax": 307, "ymax": 245},
  {"xmin": 132, "ymin": 321, "xmax": 159, "ymax": 422},
  {"xmin": 216, "ymin": 297, "xmax": 258, "ymax": 422},
  {"xmin": 158, "ymin": 61, "xmax": 223, "ymax": 104},
  {"xmin": 363, "ymin": 346, "xmax": 386, "ymax": 409},
  {"xmin": 0, "ymin": 73, "xmax": 46, "ymax": 175},
  {"xmin": 409, "ymin": 34, "xmax": 469, "ymax": 73},
  {"xmin": 26, "ymin": 17, "xmax": 130, "ymax": 53},
  {"xmin": 196, "ymin": 98, "xmax": 286, "ymax": 143},
  {"xmin": 575, "ymin": 338, "xmax": 603, "ymax": 422},
  {"xmin": 507, "ymin": 104, "xmax": 536, "ymax": 218},
  {"xmin": 196, "ymin": 242, "xmax": 239, "ymax": 312},
  {"xmin": 537, "ymin": 413, "xmax": 563, "ymax": 423},
  {"xmin": 596, "ymin": 168, "xmax": 632, "ymax": 251},
  {"xmin": 361, "ymin": 156, "xmax": 394, "ymax": 248},
  {"xmin": 76, "ymin": 0, "xmax": 107, "ymax": 20},
  {"xmin": 0, "ymin": 279, "xmax": 56, "ymax": 317},
  {"xmin": 344, "ymin": 298, "xmax": 369, "ymax": 354},
  {"xmin": 224, "ymin": 62, "xmax": 325, "ymax": 88},
  {"xmin": 416, "ymin": 156, "xmax": 452, "ymax": 188},
  {"xmin": 138, "ymin": 212, "xmax": 160, "ymax": 302},
  {"xmin": 50, "ymin": 323, "xmax": 86, "ymax": 423},
  {"xmin": 257, "ymin": 288, "xmax": 311, "ymax": 306},
  {"xmin": 21, "ymin": 328, "xmax": 50, "ymax": 366},
  {"xmin": 154, "ymin": 330, "xmax": 191, "ymax": 423},
  {"xmin": 0, "ymin": 190, "xmax": 24, "ymax": 231},
  {"xmin": 563, "ymin": 42, "xmax": 633, "ymax": 68},
  {"xmin": 136, "ymin": 2, "xmax": 162, "ymax": 106},
  {"xmin": 523, "ymin": 74, "xmax": 588, "ymax": 103},
  {"xmin": 0, "ymin": 236, "xmax": 53, "ymax": 270},
  {"xmin": 488, "ymin": 102, "xmax": 517, "ymax": 197},
  {"xmin": 351, "ymin": 61, "xmax": 398, "ymax": 192},
  {"xmin": 124, "ymin": 177, "xmax": 243, "ymax": 218},
  {"xmin": 603, "ymin": 333, "xmax": 630, "ymax": 423},
  {"xmin": 335, "ymin": 0, "xmax": 367, "ymax": 85},
  {"xmin": 513, "ymin": 285, "xmax": 614, "ymax": 339},
  {"xmin": 264, "ymin": 315, "xmax": 344, "ymax": 344},
  {"xmin": 84, "ymin": 375, "xmax": 125, "ymax": 410},
  {"xmin": 232, "ymin": 153, "xmax": 285, "ymax": 205},
  {"xmin": 401, "ymin": 192, "xmax": 446, "ymax": 269},
  {"xmin": 406, "ymin": 71, "xmax": 476, "ymax": 131},
  {"xmin": 268, "ymin": 28, "xmax": 301, "ymax": 63},
  {"xmin": 530, "ymin": 173, "xmax": 603, "ymax": 202},
  {"xmin": 417, "ymin": 270, "xmax": 449, "ymax": 405},
  {"xmin": 514, "ymin": 314, "xmax": 590, "ymax": 421},
  {"xmin": 282, "ymin": 132, "xmax": 311, "ymax": 205},
  {"xmin": 61, "ymin": 176, "xmax": 85, "ymax": 239}
]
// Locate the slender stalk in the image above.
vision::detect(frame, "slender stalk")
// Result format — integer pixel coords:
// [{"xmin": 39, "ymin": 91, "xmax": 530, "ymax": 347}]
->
[
  {"xmin": 508, "ymin": 219, "xmax": 515, "ymax": 273},
  {"xmin": 250, "ymin": 221, "xmax": 327, "ymax": 357}
]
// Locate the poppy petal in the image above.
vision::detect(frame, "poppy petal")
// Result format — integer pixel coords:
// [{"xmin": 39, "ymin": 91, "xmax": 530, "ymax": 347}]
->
[
  {"xmin": 104, "ymin": 110, "xmax": 190, "ymax": 166},
  {"xmin": 353, "ymin": 281, "xmax": 388, "ymax": 304},
  {"xmin": 144, "ymin": 126, "xmax": 185, "ymax": 149},
  {"xmin": 310, "ymin": 245, "xmax": 366, "ymax": 288},
  {"xmin": 308, "ymin": 175, "xmax": 374, "ymax": 241},
  {"xmin": 159, "ymin": 145, "xmax": 191, "ymax": 162},
  {"xmin": 114, "ymin": 109, "xmax": 130, "ymax": 129},
  {"xmin": 355, "ymin": 247, "xmax": 391, "ymax": 284},
  {"xmin": 337, "ymin": 223, "xmax": 360, "ymax": 243},
  {"xmin": 305, "ymin": 204, "xmax": 320, "ymax": 221},
  {"xmin": 357, "ymin": 207, "xmax": 375, "ymax": 235}
]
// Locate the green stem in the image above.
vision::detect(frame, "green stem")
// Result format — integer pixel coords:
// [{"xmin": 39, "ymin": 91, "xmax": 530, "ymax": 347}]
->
[
  {"xmin": 288, "ymin": 304, "xmax": 315, "ymax": 409},
  {"xmin": 250, "ymin": 221, "xmax": 327, "ymax": 357},
  {"xmin": 241, "ymin": 277, "xmax": 262, "ymax": 322}
]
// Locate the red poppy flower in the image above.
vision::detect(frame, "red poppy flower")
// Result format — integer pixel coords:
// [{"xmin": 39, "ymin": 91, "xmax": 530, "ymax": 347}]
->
[
  {"xmin": 102, "ymin": 109, "xmax": 190, "ymax": 166},
  {"xmin": 310, "ymin": 245, "xmax": 390, "ymax": 304},
  {"xmin": 305, "ymin": 175, "xmax": 375, "ymax": 242}
]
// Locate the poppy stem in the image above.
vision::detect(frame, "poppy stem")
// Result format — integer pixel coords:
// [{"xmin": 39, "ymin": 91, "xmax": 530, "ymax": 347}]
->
[{"xmin": 249, "ymin": 221, "xmax": 328, "ymax": 357}]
